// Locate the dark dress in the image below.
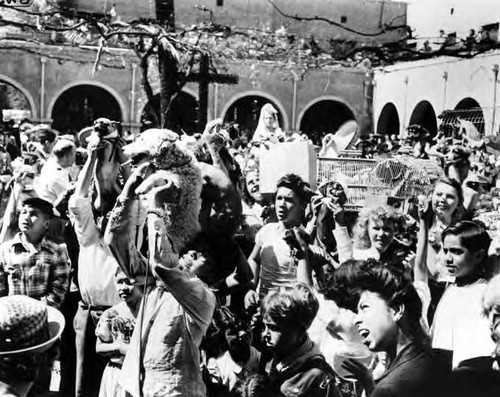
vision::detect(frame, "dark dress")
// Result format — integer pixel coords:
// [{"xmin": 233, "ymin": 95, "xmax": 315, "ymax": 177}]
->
[{"xmin": 372, "ymin": 343, "xmax": 446, "ymax": 397}]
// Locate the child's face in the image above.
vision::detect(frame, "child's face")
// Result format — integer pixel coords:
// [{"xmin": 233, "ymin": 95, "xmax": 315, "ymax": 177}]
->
[
  {"xmin": 432, "ymin": 182, "xmax": 460, "ymax": 218},
  {"xmin": 262, "ymin": 315, "xmax": 302, "ymax": 357},
  {"xmin": 442, "ymin": 234, "xmax": 482, "ymax": 279},
  {"xmin": 368, "ymin": 218, "xmax": 395, "ymax": 253},
  {"xmin": 354, "ymin": 291, "xmax": 399, "ymax": 352},
  {"xmin": 116, "ymin": 275, "xmax": 142, "ymax": 303}
]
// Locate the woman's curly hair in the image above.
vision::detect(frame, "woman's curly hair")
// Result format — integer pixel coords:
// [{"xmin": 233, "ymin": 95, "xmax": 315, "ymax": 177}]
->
[
  {"xmin": 352, "ymin": 205, "xmax": 404, "ymax": 250},
  {"xmin": 323, "ymin": 260, "xmax": 428, "ymax": 345}
]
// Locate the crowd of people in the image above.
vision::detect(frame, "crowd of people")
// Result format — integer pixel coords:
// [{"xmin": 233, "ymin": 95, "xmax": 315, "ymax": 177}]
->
[{"xmin": 0, "ymin": 103, "xmax": 500, "ymax": 397}]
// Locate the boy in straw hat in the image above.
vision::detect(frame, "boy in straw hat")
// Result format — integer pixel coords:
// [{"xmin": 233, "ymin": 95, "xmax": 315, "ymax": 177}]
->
[{"xmin": 0, "ymin": 295, "xmax": 65, "ymax": 397}]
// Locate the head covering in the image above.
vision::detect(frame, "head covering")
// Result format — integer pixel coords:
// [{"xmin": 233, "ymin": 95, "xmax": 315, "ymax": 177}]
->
[
  {"xmin": 252, "ymin": 103, "xmax": 281, "ymax": 142},
  {"xmin": 0, "ymin": 295, "xmax": 65, "ymax": 356},
  {"xmin": 22, "ymin": 197, "xmax": 54, "ymax": 218}
]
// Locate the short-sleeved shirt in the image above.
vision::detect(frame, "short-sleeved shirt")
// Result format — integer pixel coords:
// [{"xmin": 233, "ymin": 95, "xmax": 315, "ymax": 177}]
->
[
  {"xmin": 0, "ymin": 233, "xmax": 70, "ymax": 308},
  {"xmin": 69, "ymin": 195, "xmax": 120, "ymax": 307},
  {"xmin": 432, "ymin": 281, "xmax": 495, "ymax": 368},
  {"xmin": 96, "ymin": 301, "xmax": 136, "ymax": 366},
  {"xmin": 256, "ymin": 223, "xmax": 298, "ymax": 299}
]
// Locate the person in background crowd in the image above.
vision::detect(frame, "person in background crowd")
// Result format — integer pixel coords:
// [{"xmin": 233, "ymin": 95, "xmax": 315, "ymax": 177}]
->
[
  {"xmin": 333, "ymin": 205, "xmax": 413, "ymax": 273},
  {"xmin": 0, "ymin": 197, "xmax": 70, "ymax": 396},
  {"xmin": 29, "ymin": 127, "xmax": 57, "ymax": 173},
  {"xmin": 0, "ymin": 197, "xmax": 69, "ymax": 307},
  {"xmin": 68, "ymin": 133, "xmax": 123, "ymax": 397},
  {"xmin": 244, "ymin": 173, "xmax": 315, "ymax": 311},
  {"xmin": 324, "ymin": 261, "xmax": 444, "ymax": 397},
  {"xmin": 415, "ymin": 177, "xmax": 466, "ymax": 322},
  {"xmin": 431, "ymin": 221, "xmax": 495, "ymax": 370},
  {"xmin": 108, "ymin": 163, "xmax": 216, "ymax": 397},
  {"xmin": 36, "ymin": 138, "xmax": 78, "ymax": 206},
  {"xmin": 446, "ymin": 273, "xmax": 500, "ymax": 397},
  {"xmin": 261, "ymin": 283, "xmax": 340, "ymax": 397},
  {"xmin": 251, "ymin": 104, "xmax": 283, "ymax": 143},
  {"xmin": 95, "ymin": 268, "xmax": 146, "ymax": 397}
]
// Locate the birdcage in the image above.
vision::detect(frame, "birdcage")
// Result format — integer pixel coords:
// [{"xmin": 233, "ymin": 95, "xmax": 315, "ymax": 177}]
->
[
  {"xmin": 317, "ymin": 156, "xmax": 443, "ymax": 209},
  {"xmin": 439, "ymin": 107, "xmax": 486, "ymax": 135}
]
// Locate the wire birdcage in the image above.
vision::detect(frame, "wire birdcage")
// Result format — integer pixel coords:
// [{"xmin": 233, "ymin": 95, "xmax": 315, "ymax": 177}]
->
[
  {"xmin": 317, "ymin": 156, "xmax": 443, "ymax": 209},
  {"xmin": 439, "ymin": 107, "xmax": 486, "ymax": 135}
]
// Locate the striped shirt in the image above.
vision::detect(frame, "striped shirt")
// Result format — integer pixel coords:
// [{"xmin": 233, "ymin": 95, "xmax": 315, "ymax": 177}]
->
[{"xmin": 0, "ymin": 233, "xmax": 70, "ymax": 307}]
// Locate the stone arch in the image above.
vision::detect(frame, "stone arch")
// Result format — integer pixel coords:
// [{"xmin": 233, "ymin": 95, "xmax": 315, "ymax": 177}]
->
[
  {"xmin": 0, "ymin": 74, "xmax": 37, "ymax": 120},
  {"xmin": 297, "ymin": 96, "xmax": 356, "ymax": 145},
  {"xmin": 221, "ymin": 91, "xmax": 289, "ymax": 139},
  {"xmin": 376, "ymin": 102, "xmax": 400, "ymax": 136},
  {"xmin": 409, "ymin": 100, "xmax": 438, "ymax": 136},
  {"xmin": 140, "ymin": 90, "xmax": 200, "ymax": 134},
  {"xmin": 48, "ymin": 81, "xmax": 127, "ymax": 133}
]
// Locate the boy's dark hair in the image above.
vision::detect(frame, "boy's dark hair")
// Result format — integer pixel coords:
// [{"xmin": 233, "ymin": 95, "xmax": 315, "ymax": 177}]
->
[
  {"xmin": 22, "ymin": 197, "xmax": 54, "ymax": 218},
  {"xmin": 261, "ymin": 283, "xmax": 319, "ymax": 333},
  {"xmin": 442, "ymin": 220, "xmax": 491, "ymax": 257},
  {"xmin": 276, "ymin": 173, "xmax": 312, "ymax": 205}
]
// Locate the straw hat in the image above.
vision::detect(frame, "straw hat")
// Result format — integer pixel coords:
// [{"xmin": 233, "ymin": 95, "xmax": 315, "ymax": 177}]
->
[{"xmin": 0, "ymin": 296, "xmax": 65, "ymax": 356}]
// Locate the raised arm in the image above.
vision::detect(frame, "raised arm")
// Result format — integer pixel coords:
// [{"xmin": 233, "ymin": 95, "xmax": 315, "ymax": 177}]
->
[
  {"xmin": 414, "ymin": 196, "xmax": 430, "ymax": 284},
  {"xmin": 104, "ymin": 162, "xmax": 153, "ymax": 279},
  {"xmin": 137, "ymin": 170, "xmax": 215, "ymax": 331}
]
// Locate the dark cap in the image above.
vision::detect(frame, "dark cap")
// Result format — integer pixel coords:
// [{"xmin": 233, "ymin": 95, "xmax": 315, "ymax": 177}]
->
[{"xmin": 22, "ymin": 197, "xmax": 54, "ymax": 218}]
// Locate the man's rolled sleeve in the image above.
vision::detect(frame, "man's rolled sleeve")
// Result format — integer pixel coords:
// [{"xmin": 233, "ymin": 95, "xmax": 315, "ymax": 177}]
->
[
  {"xmin": 44, "ymin": 252, "xmax": 70, "ymax": 308},
  {"xmin": 69, "ymin": 195, "xmax": 100, "ymax": 247}
]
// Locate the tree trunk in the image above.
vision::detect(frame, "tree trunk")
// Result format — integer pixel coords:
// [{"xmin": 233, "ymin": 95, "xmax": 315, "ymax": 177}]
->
[{"xmin": 156, "ymin": 0, "xmax": 177, "ymax": 129}]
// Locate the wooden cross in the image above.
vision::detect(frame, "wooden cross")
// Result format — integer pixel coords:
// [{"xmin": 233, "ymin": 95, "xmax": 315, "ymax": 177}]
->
[{"xmin": 185, "ymin": 54, "xmax": 238, "ymax": 132}]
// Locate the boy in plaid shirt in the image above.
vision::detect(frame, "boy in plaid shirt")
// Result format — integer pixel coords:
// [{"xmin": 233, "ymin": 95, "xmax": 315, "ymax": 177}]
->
[{"xmin": 0, "ymin": 197, "xmax": 70, "ymax": 308}]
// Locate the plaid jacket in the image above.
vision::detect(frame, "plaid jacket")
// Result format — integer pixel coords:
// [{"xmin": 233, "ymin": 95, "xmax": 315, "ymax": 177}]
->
[{"xmin": 0, "ymin": 233, "xmax": 70, "ymax": 308}]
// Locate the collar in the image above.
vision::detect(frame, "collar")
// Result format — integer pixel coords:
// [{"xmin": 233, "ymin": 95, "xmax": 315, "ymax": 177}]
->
[
  {"xmin": 11, "ymin": 233, "xmax": 56, "ymax": 255},
  {"xmin": 377, "ymin": 342, "xmax": 427, "ymax": 383},
  {"xmin": 222, "ymin": 346, "xmax": 259, "ymax": 375},
  {"xmin": 274, "ymin": 337, "xmax": 321, "ymax": 373}
]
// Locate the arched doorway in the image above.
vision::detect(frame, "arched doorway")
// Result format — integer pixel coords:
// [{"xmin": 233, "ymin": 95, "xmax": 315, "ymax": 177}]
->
[
  {"xmin": 377, "ymin": 103, "xmax": 400, "ymax": 136},
  {"xmin": 140, "ymin": 91, "xmax": 199, "ymax": 134},
  {"xmin": 455, "ymin": 98, "xmax": 484, "ymax": 135},
  {"xmin": 223, "ymin": 95, "xmax": 284, "ymax": 141},
  {"xmin": 408, "ymin": 100, "xmax": 437, "ymax": 136},
  {"xmin": 0, "ymin": 80, "xmax": 32, "ymax": 124},
  {"xmin": 51, "ymin": 85, "xmax": 122, "ymax": 134},
  {"xmin": 299, "ymin": 99, "xmax": 355, "ymax": 145}
]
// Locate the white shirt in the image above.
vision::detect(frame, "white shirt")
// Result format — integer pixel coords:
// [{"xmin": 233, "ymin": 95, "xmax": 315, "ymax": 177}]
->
[
  {"xmin": 35, "ymin": 158, "xmax": 78, "ymax": 204},
  {"xmin": 68, "ymin": 195, "xmax": 120, "ymax": 307},
  {"xmin": 432, "ymin": 280, "xmax": 495, "ymax": 368}
]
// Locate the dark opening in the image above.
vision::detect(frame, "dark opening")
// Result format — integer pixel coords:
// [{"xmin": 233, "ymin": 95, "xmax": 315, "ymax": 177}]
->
[
  {"xmin": 223, "ymin": 96, "xmax": 284, "ymax": 140},
  {"xmin": 377, "ymin": 103, "xmax": 400, "ymax": 136},
  {"xmin": 141, "ymin": 92, "xmax": 199, "ymax": 134},
  {"xmin": 52, "ymin": 85, "xmax": 122, "ymax": 135},
  {"xmin": 299, "ymin": 100, "xmax": 355, "ymax": 145},
  {"xmin": 341, "ymin": 16, "xmax": 347, "ymax": 23},
  {"xmin": 408, "ymin": 100, "xmax": 438, "ymax": 136}
]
